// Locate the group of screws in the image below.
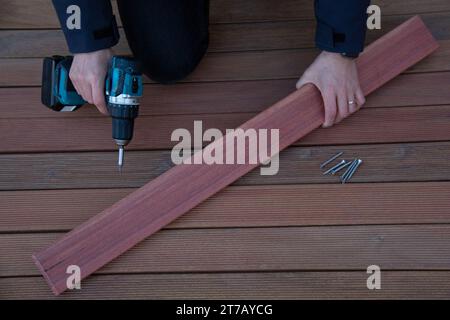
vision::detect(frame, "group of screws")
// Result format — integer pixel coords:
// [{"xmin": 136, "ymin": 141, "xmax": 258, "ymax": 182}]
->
[{"xmin": 320, "ymin": 152, "xmax": 363, "ymax": 184}]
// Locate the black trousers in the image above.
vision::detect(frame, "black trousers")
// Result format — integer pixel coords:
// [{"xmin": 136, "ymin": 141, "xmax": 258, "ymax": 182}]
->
[{"xmin": 117, "ymin": 0, "xmax": 209, "ymax": 83}]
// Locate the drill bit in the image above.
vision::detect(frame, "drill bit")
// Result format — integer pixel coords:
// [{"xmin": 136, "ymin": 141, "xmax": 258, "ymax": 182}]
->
[{"xmin": 118, "ymin": 145, "xmax": 125, "ymax": 169}]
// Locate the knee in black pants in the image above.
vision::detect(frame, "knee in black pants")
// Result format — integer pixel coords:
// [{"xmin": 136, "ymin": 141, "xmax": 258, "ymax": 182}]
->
[
  {"xmin": 138, "ymin": 34, "xmax": 208, "ymax": 84},
  {"xmin": 117, "ymin": 0, "xmax": 209, "ymax": 84}
]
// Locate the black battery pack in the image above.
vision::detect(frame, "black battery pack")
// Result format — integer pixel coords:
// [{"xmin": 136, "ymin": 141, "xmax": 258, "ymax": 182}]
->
[{"xmin": 41, "ymin": 56, "xmax": 63, "ymax": 110}]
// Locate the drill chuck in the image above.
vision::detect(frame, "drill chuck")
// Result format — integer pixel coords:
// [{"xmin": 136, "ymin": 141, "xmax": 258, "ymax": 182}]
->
[{"xmin": 108, "ymin": 103, "xmax": 139, "ymax": 146}]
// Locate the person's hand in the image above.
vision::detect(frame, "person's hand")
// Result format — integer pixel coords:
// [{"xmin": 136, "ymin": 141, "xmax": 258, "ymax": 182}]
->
[
  {"xmin": 69, "ymin": 48, "xmax": 113, "ymax": 115},
  {"xmin": 296, "ymin": 51, "xmax": 366, "ymax": 128}
]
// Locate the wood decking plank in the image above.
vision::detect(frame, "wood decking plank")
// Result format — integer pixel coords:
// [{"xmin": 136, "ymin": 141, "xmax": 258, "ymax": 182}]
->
[
  {"xmin": 1, "ymin": 141, "xmax": 449, "ymax": 191},
  {"xmin": 2, "ymin": 12, "xmax": 450, "ymax": 58},
  {"xmin": 1, "ymin": 38, "xmax": 447, "ymax": 87},
  {"xmin": 2, "ymin": 0, "xmax": 449, "ymax": 301},
  {"xmin": 1, "ymin": 182, "xmax": 450, "ymax": 233},
  {"xmin": 2, "ymin": 0, "xmax": 449, "ymax": 28},
  {"xmin": 3, "ymin": 271, "xmax": 450, "ymax": 299},
  {"xmin": 2, "ymin": 72, "xmax": 450, "ymax": 119},
  {"xmin": 1, "ymin": 104, "xmax": 449, "ymax": 153},
  {"xmin": 0, "ymin": 22, "xmax": 313, "ymax": 58},
  {"xmin": 210, "ymin": 0, "xmax": 450, "ymax": 23},
  {"xmin": 6, "ymin": 224, "xmax": 450, "ymax": 277},
  {"xmin": 30, "ymin": 17, "xmax": 440, "ymax": 295}
]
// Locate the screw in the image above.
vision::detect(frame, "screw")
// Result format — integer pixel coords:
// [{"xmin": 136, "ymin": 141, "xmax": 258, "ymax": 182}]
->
[
  {"xmin": 331, "ymin": 160, "xmax": 352, "ymax": 175},
  {"xmin": 340, "ymin": 159, "xmax": 358, "ymax": 182},
  {"xmin": 342, "ymin": 159, "xmax": 363, "ymax": 183},
  {"xmin": 320, "ymin": 152, "xmax": 343, "ymax": 169},
  {"xmin": 323, "ymin": 160, "xmax": 346, "ymax": 175}
]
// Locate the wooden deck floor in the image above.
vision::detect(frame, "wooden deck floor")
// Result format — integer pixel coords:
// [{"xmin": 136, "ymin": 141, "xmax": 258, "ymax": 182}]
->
[{"xmin": 1, "ymin": 0, "xmax": 450, "ymax": 299}]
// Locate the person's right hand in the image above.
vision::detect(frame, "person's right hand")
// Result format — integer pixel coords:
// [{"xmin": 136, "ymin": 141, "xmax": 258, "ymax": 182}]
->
[{"xmin": 69, "ymin": 48, "xmax": 113, "ymax": 115}]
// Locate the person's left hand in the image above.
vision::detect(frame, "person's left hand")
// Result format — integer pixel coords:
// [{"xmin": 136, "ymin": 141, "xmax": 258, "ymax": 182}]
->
[{"xmin": 296, "ymin": 51, "xmax": 366, "ymax": 128}]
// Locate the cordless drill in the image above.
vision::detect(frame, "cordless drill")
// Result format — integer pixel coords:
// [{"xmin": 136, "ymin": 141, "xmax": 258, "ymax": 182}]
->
[{"xmin": 41, "ymin": 55, "xmax": 143, "ymax": 169}]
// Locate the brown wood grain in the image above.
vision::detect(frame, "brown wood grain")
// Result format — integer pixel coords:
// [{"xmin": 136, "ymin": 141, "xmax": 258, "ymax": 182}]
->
[
  {"xmin": 7, "ymin": 225, "xmax": 450, "ymax": 277},
  {"xmin": 31, "ymin": 17, "xmax": 440, "ymax": 295},
  {"xmin": 1, "ymin": 50, "xmax": 317, "ymax": 87},
  {"xmin": 1, "ymin": 141, "xmax": 449, "ymax": 191},
  {"xmin": 210, "ymin": 0, "xmax": 450, "ymax": 23},
  {"xmin": 1, "ymin": 0, "xmax": 448, "ymax": 28},
  {"xmin": 1, "ymin": 104, "xmax": 449, "ymax": 153},
  {"xmin": 2, "ymin": 72, "xmax": 450, "ymax": 119},
  {"xmin": 3, "ymin": 271, "xmax": 450, "ymax": 299},
  {"xmin": 2, "ymin": 12, "xmax": 449, "ymax": 58},
  {"xmin": 1, "ymin": 182, "xmax": 450, "ymax": 233},
  {"xmin": 0, "ymin": 22, "xmax": 314, "ymax": 58},
  {"xmin": 1, "ymin": 39, "xmax": 448, "ymax": 87},
  {"xmin": 2, "ymin": 0, "xmax": 449, "ymax": 301}
]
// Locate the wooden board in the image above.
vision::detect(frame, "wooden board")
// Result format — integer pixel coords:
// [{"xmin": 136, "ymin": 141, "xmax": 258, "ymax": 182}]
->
[
  {"xmin": 3, "ymin": 271, "xmax": 450, "ymax": 299},
  {"xmin": 1, "ymin": 0, "xmax": 449, "ymax": 29},
  {"xmin": 2, "ymin": 71, "xmax": 450, "ymax": 119},
  {"xmin": 2, "ymin": 182, "xmax": 450, "ymax": 233},
  {"xmin": 2, "ymin": 1, "xmax": 449, "ymax": 300},
  {"xmin": 31, "ymin": 17, "xmax": 439, "ymax": 295},
  {"xmin": 2, "ymin": 12, "xmax": 450, "ymax": 58},
  {"xmin": 7, "ymin": 224, "xmax": 450, "ymax": 277},
  {"xmin": 1, "ymin": 104, "xmax": 450, "ymax": 153},
  {"xmin": 1, "ymin": 141, "xmax": 450, "ymax": 191},
  {"xmin": 0, "ymin": 22, "xmax": 315, "ymax": 57},
  {"xmin": 2, "ymin": 40, "xmax": 449, "ymax": 87}
]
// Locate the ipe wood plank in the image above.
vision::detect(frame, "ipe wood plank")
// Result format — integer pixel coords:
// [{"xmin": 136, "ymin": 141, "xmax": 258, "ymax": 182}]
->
[
  {"xmin": 3, "ymin": 271, "xmax": 450, "ymax": 299},
  {"xmin": 2, "ymin": 105, "xmax": 450, "ymax": 152},
  {"xmin": 2, "ymin": 141, "xmax": 450, "ymax": 191},
  {"xmin": 2, "ymin": 0, "xmax": 449, "ymax": 29},
  {"xmin": 1, "ymin": 40, "xmax": 449, "ymax": 87},
  {"xmin": 2, "ymin": 72, "xmax": 450, "ymax": 119},
  {"xmin": 32, "ymin": 17, "xmax": 439, "ymax": 295},
  {"xmin": 2, "ymin": 182, "xmax": 450, "ymax": 233},
  {"xmin": 2, "ymin": 12, "xmax": 450, "ymax": 58},
  {"xmin": 7, "ymin": 224, "xmax": 450, "ymax": 277}
]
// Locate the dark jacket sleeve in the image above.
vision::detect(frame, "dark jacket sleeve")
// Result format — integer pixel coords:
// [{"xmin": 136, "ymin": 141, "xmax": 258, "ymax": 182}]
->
[
  {"xmin": 314, "ymin": 0, "xmax": 370, "ymax": 56},
  {"xmin": 52, "ymin": 0, "xmax": 119, "ymax": 53}
]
